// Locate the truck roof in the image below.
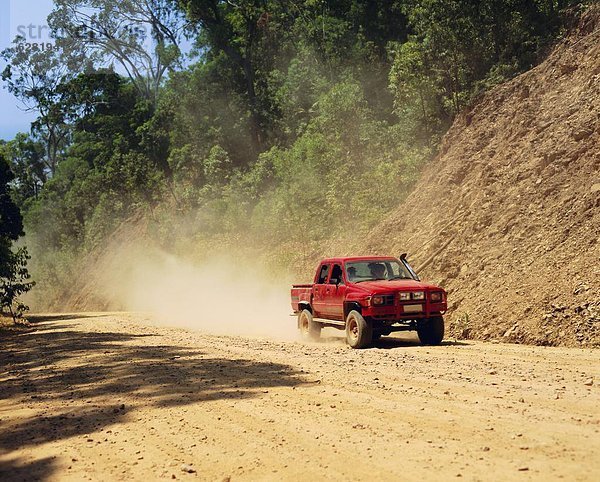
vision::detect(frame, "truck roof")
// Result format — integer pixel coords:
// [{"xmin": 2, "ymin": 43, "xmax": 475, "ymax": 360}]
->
[{"xmin": 319, "ymin": 256, "xmax": 399, "ymax": 264}]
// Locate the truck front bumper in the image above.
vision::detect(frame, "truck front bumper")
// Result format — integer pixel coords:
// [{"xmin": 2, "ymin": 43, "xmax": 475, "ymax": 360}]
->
[{"xmin": 364, "ymin": 301, "xmax": 446, "ymax": 322}]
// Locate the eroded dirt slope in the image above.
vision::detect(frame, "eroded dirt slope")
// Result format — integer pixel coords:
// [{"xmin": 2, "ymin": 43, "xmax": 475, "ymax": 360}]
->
[
  {"xmin": 1, "ymin": 314, "xmax": 599, "ymax": 481},
  {"xmin": 364, "ymin": 6, "xmax": 600, "ymax": 346}
]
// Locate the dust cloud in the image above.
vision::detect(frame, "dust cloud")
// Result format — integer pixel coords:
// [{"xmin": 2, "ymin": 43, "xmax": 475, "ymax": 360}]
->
[{"xmin": 111, "ymin": 247, "xmax": 300, "ymax": 341}]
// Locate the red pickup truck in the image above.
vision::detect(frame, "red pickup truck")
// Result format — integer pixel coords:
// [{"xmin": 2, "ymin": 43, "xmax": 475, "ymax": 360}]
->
[{"xmin": 291, "ymin": 255, "xmax": 447, "ymax": 348}]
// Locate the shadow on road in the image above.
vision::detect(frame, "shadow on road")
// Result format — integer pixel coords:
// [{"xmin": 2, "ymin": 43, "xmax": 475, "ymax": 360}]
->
[
  {"xmin": 320, "ymin": 330, "xmax": 468, "ymax": 349},
  {"xmin": 0, "ymin": 320, "xmax": 306, "ymax": 452},
  {"xmin": 374, "ymin": 336, "xmax": 470, "ymax": 349},
  {"xmin": 0, "ymin": 457, "xmax": 57, "ymax": 482},
  {"xmin": 27, "ymin": 313, "xmax": 111, "ymax": 323}
]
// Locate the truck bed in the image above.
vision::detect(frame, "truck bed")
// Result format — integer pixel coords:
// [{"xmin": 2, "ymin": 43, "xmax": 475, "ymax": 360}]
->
[{"xmin": 291, "ymin": 284, "xmax": 313, "ymax": 312}]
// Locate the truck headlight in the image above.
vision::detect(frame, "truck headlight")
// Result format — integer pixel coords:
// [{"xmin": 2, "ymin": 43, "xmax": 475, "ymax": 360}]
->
[
  {"xmin": 399, "ymin": 292, "xmax": 411, "ymax": 301},
  {"xmin": 412, "ymin": 291, "xmax": 425, "ymax": 300},
  {"xmin": 430, "ymin": 292, "xmax": 443, "ymax": 302},
  {"xmin": 371, "ymin": 295, "xmax": 384, "ymax": 305}
]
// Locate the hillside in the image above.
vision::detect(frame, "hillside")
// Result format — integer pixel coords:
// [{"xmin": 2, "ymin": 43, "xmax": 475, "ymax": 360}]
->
[{"xmin": 364, "ymin": 6, "xmax": 600, "ymax": 346}]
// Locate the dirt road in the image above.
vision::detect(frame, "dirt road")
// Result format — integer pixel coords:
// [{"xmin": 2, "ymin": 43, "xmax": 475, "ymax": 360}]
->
[{"xmin": 1, "ymin": 314, "xmax": 599, "ymax": 481}]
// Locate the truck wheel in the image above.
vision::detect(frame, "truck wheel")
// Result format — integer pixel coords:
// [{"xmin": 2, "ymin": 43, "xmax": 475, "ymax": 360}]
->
[
  {"xmin": 298, "ymin": 309, "xmax": 321, "ymax": 341},
  {"xmin": 345, "ymin": 310, "xmax": 373, "ymax": 349},
  {"xmin": 417, "ymin": 315, "xmax": 444, "ymax": 345}
]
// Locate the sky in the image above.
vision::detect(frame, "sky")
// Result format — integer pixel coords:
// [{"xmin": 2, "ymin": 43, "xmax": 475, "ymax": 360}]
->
[{"xmin": 0, "ymin": 0, "xmax": 55, "ymax": 140}]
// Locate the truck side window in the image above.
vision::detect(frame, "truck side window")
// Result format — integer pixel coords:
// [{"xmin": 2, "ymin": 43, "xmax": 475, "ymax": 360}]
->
[
  {"xmin": 329, "ymin": 264, "xmax": 343, "ymax": 284},
  {"xmin": 317, "ymin": 264, "xmax": 329, "ymax": 284}
]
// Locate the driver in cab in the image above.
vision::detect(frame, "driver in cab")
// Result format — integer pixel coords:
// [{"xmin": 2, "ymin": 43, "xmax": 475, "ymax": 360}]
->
[{"xmin": 368, "ymin": 263, "xmax": 386, "ymax": 280}]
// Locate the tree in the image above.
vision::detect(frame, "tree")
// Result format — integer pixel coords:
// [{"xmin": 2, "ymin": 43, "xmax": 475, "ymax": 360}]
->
[
  {"xmin": 397, "ymin": 0, "xmax": 583, "ymax": 117},
  {"xmin": 1, "ymin": 134, "xmax": 47, "ymax": 204},
  {"xmin": 48, "ymin": 0, "xmax": 189, "ymax": 104},
  {"xmin": 1, "ymin": 38, "xmax": 76, "ymax": 176},
  {"xmin": 177, "ymin": 0, "xmax": 281, "ymax": 152},
  {"xmin": 0, "ymin": 153, "xmax": 34, "ymax": 322},
  {"xmin": 0, "ymin": 246, "xmax": 34, "ymax": 322},
  {"xmin": 0, "ymin": 155, "xmax": 24, "ymax": 241},
  {"xmin": 389, "ymin": 39, "xmax": 444, "ymax": 144},
  {"xmin": 23, "ymin": 72, "xmax": 167, "ymax": 254}
]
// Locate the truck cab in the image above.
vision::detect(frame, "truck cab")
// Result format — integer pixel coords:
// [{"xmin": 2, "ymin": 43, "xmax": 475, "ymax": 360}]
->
[{"xmin": 291, "ymin": 256, "xmax": 447, "ymax": 348}]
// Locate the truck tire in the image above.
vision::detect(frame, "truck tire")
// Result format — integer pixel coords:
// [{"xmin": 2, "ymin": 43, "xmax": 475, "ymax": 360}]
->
[
  {"xmin": 345, "ymin": 310, "xmax": 373, "ymax": 349},
  {"xmin": 298, "ymin": 309, "xmax": 321, "ymax": 341},
  {"xmin": 417, "ymin": 315, "xmax": 444, "ymax": 345}
]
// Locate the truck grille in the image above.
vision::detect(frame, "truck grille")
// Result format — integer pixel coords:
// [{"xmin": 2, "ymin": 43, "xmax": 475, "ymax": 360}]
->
[{"xmin": 381, "ymin": 295, "xmax": 395, "ymax": 306}]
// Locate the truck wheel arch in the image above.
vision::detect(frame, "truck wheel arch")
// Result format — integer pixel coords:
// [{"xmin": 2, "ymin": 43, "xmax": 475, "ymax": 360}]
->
[
  {"xmin": 344, "ymin": 301, "xmax": 362, "ymax": 320},
  {"xmin": 298, "ymin": 302, "xmax": 312, "ymax": 328}
]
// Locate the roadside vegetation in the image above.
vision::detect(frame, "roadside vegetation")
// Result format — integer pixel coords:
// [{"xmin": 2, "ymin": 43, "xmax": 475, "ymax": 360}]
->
[
  {"xmin": 0, "ymin": 152, "xmax": 34, "ymax": 320},
  {"xmin": 0, "ymin": 0, "xmax": 587, "ymax": 309}
]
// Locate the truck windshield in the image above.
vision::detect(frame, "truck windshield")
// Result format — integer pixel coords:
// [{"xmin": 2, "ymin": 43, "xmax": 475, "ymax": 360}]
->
[{"xmin": 345, "ymin": 260, "xmax": 414, "ymax": 283}]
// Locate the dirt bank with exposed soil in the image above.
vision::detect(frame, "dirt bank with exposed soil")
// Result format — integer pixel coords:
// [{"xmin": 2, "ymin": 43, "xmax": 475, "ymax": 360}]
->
[
  {"xmin": 1, "ymin": 313, "xmax": 599, "ymax": 481},
  {"xmin": 364, "ymin": 6, "xmax": 600, "ymax": 346}
]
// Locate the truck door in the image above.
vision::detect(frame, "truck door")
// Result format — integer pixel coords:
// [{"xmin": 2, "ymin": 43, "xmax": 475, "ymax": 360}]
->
[
  {"xmin": 325, "ymin": 263, "xmax": 346, "ymax": 320},
  {"xmin": 312, "ymin": 263, "xmax": 330, "ymax": 317}
]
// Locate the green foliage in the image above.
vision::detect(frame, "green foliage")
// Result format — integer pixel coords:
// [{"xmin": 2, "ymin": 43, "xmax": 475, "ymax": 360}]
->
[
  {"xmin": 1, "ymin": 134, "xmax": 47, "ymax": 205},
  {"xmin": 0, "ymin": 155, "xmax": 24, "ymax": 241},
  {"xmin": 250, "ymin": 80, "xmax": 427, "ymax": 243},
  {"xmin": 0, "ymin": 244, "xmax": 35, "ymax": 321},
  {"xmin": 1, "ymin": 36, "xmax": 75, "ymax": 175},
  {"xmin": 388, "ymin": 39, "xmax": 444, "ymax": 144},
  {"xmin": 163, "ymin": 79, "xmax": 427, "ymax": 252},
  {"xmin": 0, "ymin": 153, "xmax": 33, "ymax": 321},
  {"xmin": 16, "ymin": 69, "xmax": 172, "ymax": 306},
  {"xmin": 391, "ymin": 0, "xmax": 583, "ymax": 128}
]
